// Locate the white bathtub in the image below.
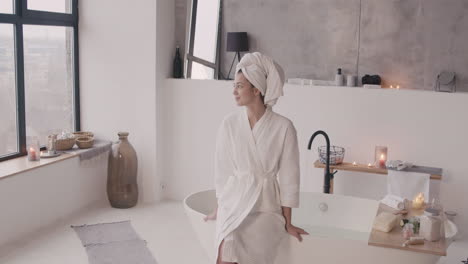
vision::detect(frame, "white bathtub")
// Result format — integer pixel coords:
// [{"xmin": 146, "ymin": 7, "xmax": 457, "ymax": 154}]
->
[{"xmin": 183, "ymin": 190, "xmax": 441, "ymax": 264}]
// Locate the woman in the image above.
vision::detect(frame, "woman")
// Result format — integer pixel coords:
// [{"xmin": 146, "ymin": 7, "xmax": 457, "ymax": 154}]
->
[{"xmin": 204, "ymin": 52, "xmax": 308, "ymax": 264}]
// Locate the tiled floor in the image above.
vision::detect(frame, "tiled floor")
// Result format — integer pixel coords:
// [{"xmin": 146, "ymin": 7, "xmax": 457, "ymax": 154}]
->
[{"xmin": 0, "ymin": 200, "xmax": 465, "ymax": 264}]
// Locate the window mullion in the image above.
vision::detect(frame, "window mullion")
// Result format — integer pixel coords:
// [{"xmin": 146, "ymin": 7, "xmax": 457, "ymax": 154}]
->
[
  {"xmin": 73, "ymin": 24, "xmax": 80, "ymax": 132},
  {"xmin": 15, "ymin": 22, "xmax": 26, "ymax": 155}
]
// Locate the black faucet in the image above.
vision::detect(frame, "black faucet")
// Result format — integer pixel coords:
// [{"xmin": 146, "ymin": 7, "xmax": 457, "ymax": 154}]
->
[{"xmin": 308, "ymin": 130, "xmax": 337, "ymax": 194}]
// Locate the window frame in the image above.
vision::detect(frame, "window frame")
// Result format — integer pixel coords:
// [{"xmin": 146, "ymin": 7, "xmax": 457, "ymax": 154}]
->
[
  {"xmin": 0, "ymin": 0, "xmax": 80, "ymax": 162},
  {"xmin": 186, "ymin": 0, "xmax": 222, "ymax": 79}
]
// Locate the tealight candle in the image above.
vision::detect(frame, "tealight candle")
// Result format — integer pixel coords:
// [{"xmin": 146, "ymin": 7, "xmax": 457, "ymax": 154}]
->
[
  {"xmin": 352, "ymin": 161, "xmax": 357, "ymax": 166},
  {"xmin": 396, "ymin": 85, "xmax": 400, "ymax": 89},
  {"xmin": 367, "ymin": 163, "xmax": 372, "ymax": 167},
  {"xmin": 412, "ymin": 193, "xmax": 425, "ymax": 209},
  {"xmin": 390, "ymin": 85, "xmax": 394, "ymax": 89}
]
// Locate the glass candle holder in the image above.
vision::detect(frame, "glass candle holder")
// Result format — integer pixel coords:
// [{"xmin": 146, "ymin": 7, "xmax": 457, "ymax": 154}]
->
[
  {"xmin": 27, "ymin": 136, "xmax": 41, "ymax": 161},
  {"xmin": 374, "ymin": 146, "xmax": 388, "ymax": 169}
]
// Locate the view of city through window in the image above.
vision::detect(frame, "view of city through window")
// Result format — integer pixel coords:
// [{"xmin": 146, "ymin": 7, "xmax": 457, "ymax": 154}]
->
[{"xmin": 0, "ymin": 25, "xmax": 75, "ymax": 157}]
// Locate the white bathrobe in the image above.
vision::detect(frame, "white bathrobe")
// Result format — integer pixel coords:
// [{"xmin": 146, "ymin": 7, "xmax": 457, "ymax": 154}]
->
[{"xmin": 214, "ymin": 107, "xmax": 300, "ymax": 264}]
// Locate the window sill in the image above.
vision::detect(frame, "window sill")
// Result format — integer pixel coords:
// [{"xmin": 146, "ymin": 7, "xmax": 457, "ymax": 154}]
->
[{"xmin": 0, "ymin": 151, "xmax": 79, "ymax": 180}]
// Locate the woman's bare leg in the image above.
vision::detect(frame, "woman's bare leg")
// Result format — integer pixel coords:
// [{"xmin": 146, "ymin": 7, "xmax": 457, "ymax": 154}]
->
[{"xmin": 217, "ymin": 239, "xmax": 237, "ymax": 264}]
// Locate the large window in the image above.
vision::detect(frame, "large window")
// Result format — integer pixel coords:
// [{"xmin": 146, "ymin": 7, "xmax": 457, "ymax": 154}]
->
[
  {"xmin": 0, "ymin": 0, "xmax": 79, "ymax": 162},
  {"xmin": 186, "ymin": 0, "xmax": 221, "ymax": 79}
]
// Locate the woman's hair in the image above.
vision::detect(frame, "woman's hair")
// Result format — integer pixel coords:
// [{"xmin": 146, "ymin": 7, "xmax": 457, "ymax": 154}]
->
[{"xmin": 237, "ymin": 69, "xmax": 265, "ymax": 103}]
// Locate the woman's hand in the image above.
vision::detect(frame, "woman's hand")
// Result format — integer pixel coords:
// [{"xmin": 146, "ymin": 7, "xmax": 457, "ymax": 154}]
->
[
  {"xmin": 285, "ymin": 224, "xmax": 309, "ymax": 242},
  {"xmin": 203, "ymin": 208, "xmax": 218, "ymax": 221}
]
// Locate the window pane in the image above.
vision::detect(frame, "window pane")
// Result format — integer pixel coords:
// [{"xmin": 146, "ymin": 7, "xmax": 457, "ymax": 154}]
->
[
  {"xmin": 0, "ymin": 0, "xmax": 14, "ymax": 14},
  {"xmin": 191, "ymin": 61, "xmax": 214, "ymax": 80},
  {"xmin": 192, "ymin": 0, "xmax": 219, "ymax": 63},
  {"xmin": 27, "ymin": 0, "xmax": 71, "ymax": 14},
  {"xmin": 0, "ymin": 24, "xmax": 18, "ymax": 157},
  {"xmin": 23, "ymin": 25, "xmax": 75, "ymax": 145}
]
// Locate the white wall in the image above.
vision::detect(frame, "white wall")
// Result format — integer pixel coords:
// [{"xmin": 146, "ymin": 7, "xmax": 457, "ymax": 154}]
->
[
  {"xmin": 156, "ymin": 0, "xmax": 176, "ymax": 198},
  {"xmin": 161, "ymin": 79, "xmax": 468, "ymax": 237},
  {"xmin": 0, "ymin": 156, "xmax": 107, "ymax": 250},
  {"xmin": 79, "ymin": 0, "xmax": 160, "ymax": 203}
]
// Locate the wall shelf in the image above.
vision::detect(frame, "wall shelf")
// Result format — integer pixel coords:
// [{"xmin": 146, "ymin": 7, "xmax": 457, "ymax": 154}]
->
[{"xmin": 313, "ymin": 160, "xmax": 442, "ymax": 180}]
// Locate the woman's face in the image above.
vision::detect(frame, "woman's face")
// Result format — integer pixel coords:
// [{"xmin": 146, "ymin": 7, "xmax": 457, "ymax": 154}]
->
[{"xmin": 233, "ymin": 72, "xmax": 261, "ymax": 106}]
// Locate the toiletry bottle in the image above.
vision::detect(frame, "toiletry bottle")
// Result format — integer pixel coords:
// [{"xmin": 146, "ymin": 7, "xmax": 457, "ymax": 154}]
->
[
  {"xmin": 173, "ymin": 46, "xmax": 183, "ymax": 78},
  {"xmin": 420, "ymin": 208, "xmax": 442, "ymax": 242},
  {"xmin": 335, "ymin": 68, "xmax": 344, "ymax": 86}
]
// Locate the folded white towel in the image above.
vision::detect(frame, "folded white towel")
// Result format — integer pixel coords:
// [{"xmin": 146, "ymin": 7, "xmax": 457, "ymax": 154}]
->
[
  {"xmin": 381, "ymin": 194, "xmax": 405, "ymax": 210},
  {"xmin": 387, "ymin": 170, "xmax": 430, "ymax": 201},
  {"xmin": 373, "ymin": 212, "xmax": 399, "ymax": 233}
]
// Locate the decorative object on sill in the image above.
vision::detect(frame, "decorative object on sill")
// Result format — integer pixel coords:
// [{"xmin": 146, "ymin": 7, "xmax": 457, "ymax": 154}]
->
[
  {"xmin": 76, "ymin": 136, "xmax": 94, "ymax": 149},
  {"xmin": 374, "ymin": 146, "xmax": 388, "ymax": 169},
  {"xmin": 172, "ymin": 45, "xmax": 183, "ymax": 78},
  {"xmin": 346, "ymin": 74, "xmax": 357, "ymax": 87},
  {"xmin": 362, "ymin": 74, "xmax": 381, "ymax": 85},
  {"xmin": 335, "ymin": 68, "xmax": 344, "ymax": 86},
  {"xmin": 73, "ymin": 131, "xmax": 94, "ymax": 138},
  {"xmin": 47, "ymin": 134, "xmax": 57, "ymax": 153},
  {"xmin": 226, "ymin": 32, "xmax": 249, "ymax": 80},
  {"xmin": 27, "ymin": 136, "xmax": 40, "ymax": 161},
  {"xmin": 107, "ymin": 132, "xmax": 138, "ymax": 208},
  {"xmin": 71, "ymin": 220, "xmax": 158, "ymax": 264},
  {"xmin": 318, "ymin": 145, "xmax": 345, "ymax": 165},
  {"xmin": 56, "ymin": 130, "xmax": 76, "ymax": 150},
  {"xmin": 435, "ymin": 71, "xmax": 456, "ymax": 93},
  {"xmin": 41, "ymin": 134, "xmax": 61, "ymax": 159}
]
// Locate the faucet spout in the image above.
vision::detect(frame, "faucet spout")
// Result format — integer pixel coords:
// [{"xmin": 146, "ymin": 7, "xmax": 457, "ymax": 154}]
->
[{"xmin": 308, "ymin": 130, "xmax": 335, "ymax": 194}]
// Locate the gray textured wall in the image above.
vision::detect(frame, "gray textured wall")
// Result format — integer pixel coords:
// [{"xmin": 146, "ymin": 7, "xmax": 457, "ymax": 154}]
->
[{"xmin": 176, "ymin": 0, "xmax": 468, "ymax": 92}]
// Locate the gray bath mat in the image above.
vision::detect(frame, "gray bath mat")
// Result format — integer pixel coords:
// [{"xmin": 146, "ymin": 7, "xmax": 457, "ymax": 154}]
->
[{"xmin": 71, "ymin": 220, "xmax": 158, "ymax": 264}]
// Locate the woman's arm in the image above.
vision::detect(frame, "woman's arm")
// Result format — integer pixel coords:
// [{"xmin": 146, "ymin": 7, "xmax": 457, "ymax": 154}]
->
[{"xmin": 282, "ymin": 206, "xmax": 308, "ymax": 241}]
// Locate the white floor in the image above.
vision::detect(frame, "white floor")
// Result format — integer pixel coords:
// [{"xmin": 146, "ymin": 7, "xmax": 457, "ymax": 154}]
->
[
  {"xmin": 0, "ymin": 200, "xmax": 210, "ymax": 264},
  {"xmin": 0, "ymin": 200, "xmax": 466, "ymax": 264}
]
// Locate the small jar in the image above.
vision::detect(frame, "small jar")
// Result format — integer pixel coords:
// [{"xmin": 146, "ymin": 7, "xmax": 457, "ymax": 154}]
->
[
  {"xmin": 420, "ymin": 208, "xmax": 442, "ymax": 241},
  {"xmin": 47, "ymin": 134, "xmax": 57, "ymax": 154},
  {"xmin": 402, "ymin": 223, "xmax": 414, "ymax": 239}
]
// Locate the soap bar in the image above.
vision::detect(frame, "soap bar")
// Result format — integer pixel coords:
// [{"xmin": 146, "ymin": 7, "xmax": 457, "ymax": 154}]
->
[{"xmin": 373, "ymin": 212, "xmax": 399, "ymax": 232}]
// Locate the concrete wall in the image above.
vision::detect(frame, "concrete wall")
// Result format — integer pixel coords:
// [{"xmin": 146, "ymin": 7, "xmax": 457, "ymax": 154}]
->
[
  {"xmin": 176, "ymin": 0, "xmax": 468, "ymax": 92},
  {"xmin": 161, "ymin": 79, "xmax": 468, "ymax": 238}
]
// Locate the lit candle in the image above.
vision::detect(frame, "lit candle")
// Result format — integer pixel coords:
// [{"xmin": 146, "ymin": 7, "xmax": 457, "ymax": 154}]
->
[
  {"xmin": 412, "ymin": 193, "xmax": 425, "ymax": 209},
  {"xmin": 352, "ymin": 161, "xmax": 357, "ymax": 166},
  {"xmin": 390, "ymin": 85, "xmax": 394, "ymax": 89},
  {"xmin": 375, "ymin": 146, "xmax": 388, "ymax": 169},
  {"xmin": 367, "ymin": 163, "xmax": 372, "ymax": 167},
  {"xmin": 379, "ymin": 153, "xmax": 386, "ymax": 168},
  {"xmin": 396, "ymin": 85, "xmax": 400, "ymax": 89}
]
